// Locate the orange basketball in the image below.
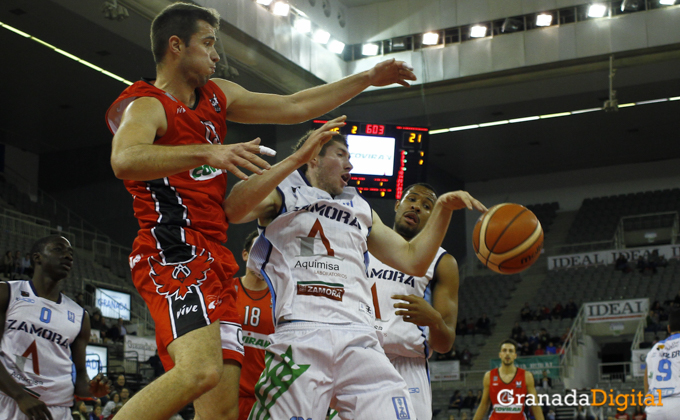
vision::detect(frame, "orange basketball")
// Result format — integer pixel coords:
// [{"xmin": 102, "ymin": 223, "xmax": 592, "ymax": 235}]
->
[{"xmin": 472, "ymin": 203, "xmax": 544, "ymax": 274}]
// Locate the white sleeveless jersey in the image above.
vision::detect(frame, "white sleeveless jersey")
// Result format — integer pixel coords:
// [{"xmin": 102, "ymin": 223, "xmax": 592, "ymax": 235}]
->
[
  {"xmin": 369, "ymin": 248, "xmax": 448, "ymax": 358},
  {"xmin": 248, "ymin": 170, "xmax": 375, "ymax": 326},
  {"xmin": 0, "ymin": 281, "xmax": 85, "ymax": 406},
  {"xmin": 646, "ymin": 333, "xmax": 680, "ymax": 400}
]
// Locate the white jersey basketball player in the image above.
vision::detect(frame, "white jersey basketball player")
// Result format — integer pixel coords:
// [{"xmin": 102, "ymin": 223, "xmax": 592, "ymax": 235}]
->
[
  {"xmin": 369, "ymin": 183, "xmax": 459, "ymax": 420},
  {"xmin": 224, "ymin": 121, "xmax": 485, "ymax": 420},
  {"xmin": 645, "ymin": 309, "xmax": 680, "ymax": 420},
  {"xmin": 0, "ymin": 235, "xmax": 109, "ymax": 420}
]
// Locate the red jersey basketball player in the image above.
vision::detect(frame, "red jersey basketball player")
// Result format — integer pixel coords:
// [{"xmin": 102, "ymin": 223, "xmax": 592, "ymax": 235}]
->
[
  {"xmin": 106, "ymin": 3, "xmax": 415, "ymax": 420},
  {"xmin": 235, "ymin": 231, "xmax": 274, "ymax": 420},
  {"xmin": 473, "ymin": 339, "xmax": 544, "ymax": 420}
]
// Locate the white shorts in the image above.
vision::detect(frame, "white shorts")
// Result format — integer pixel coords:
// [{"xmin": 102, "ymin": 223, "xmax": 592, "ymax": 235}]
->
[
  {"xmin": 248, "ymin": 322, "xmax": 415, "ymax": 420},
  {"xmin": 647, "ymin": 395, "xmax": 680, "ymax": 420},
  {"xmin": 0, "ymin": 392, "xmax": 71, "ymax": 420},
  {"xmin": 389, "ymin": 355, "xmax": 431, "ymax": 420}
]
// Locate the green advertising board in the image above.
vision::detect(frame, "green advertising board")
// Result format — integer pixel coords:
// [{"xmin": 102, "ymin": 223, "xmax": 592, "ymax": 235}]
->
[{"xmin": 489, "ymin": 355, "xmax": 560, "ymax": 379}]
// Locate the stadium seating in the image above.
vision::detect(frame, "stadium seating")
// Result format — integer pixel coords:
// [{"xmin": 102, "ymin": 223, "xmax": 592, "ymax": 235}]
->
[{"xmin": 526, "ymin": 201, "xmax": 559, "ymax": 234}]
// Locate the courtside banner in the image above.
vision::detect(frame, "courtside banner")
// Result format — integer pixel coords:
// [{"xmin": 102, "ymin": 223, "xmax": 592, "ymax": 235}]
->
[
  {"xmin": 547, "ymin": 243, "xmax": 680, "ymax": 270},
  {"xmin": 632, "ymin": 349, "xmax": 650, "ymax": 377},
  {"xmin": 584, "ymin": 298, "xmax": 649, "ymax": 323},
  {"xmin": 490, "ymin": 355, "xmax": 560, "ymax": 379},
  {"xmin": 430, "ymin": 360, "xmax": 460, "ymax": 381},
  {"xmin": 124, "ymin": 335, "xmax": 157, "ymax": 361}
]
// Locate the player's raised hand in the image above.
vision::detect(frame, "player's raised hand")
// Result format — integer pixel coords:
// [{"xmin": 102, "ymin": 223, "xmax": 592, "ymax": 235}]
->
[
  {"xmin": 368, "ymin": 59, "xmax": 417, "ymax": 88},
  {"xmin": 209, "ymin": 138, "xmax": 273, "ymax": 181},
  {"xmin": 17, "ymin": 393, "xmax": 53, "ymax": 420},
  {"xmin": 293, "ymin": 116, "xmax": 347, "ymax": 164},
  {"xmin": 88, "ymin": 373, "xmax": 111, "ymax": 398},
  {"xmin": 438, "ymin": 191, "xmax": 487, "ymax": 213},
  {"xmin": 393, "ymin": 294, "xmax": 441, "ymax": 327}
]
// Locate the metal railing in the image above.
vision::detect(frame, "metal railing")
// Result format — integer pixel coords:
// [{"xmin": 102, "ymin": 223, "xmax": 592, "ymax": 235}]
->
[
  {"xmin": 631, "ymin": 317, "xmax": 647, "ymax": 350},
  {"xmin": 559, "ymin": 303, "xmax": 586, "ymax": 377},
  {"xmin": 598, "ymin": 362, "xmax": 632, "ymax": 382},
  {"xmin": 0, "ymin": 212, "xmax": 75, "ymax": 244}
]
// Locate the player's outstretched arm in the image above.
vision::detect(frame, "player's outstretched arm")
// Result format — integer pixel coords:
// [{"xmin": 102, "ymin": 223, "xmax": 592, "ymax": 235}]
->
[
  {"xmin": 110, "ymin": 97, "xmax": 271, "ymax": 181},
  {"xmin": 72, "ymin": 313, "xmax": 111, "ymax": 399},
  {"xmin": 393, "ymin": 254, "xmax": 459, "ymax": 354},
  {"xmin": 473, "ymin": 371, "xmax": 492, "ymax": 420},
  {"xmin": 526, "ymin": 371, "xmax": 546, "ymax": 420},
  {"xmin": 224, "ymin": 117, "xmax": 346, "ymax": 224},
  {"xmin": 0, "ymin": 283, "xmax": 54, "ymax": 420},
  {"xmin": 215, "ymin": 59, "xmax": 416, "ymax": 124},
  {"xmin": 369, "ymin": 191, "xmax": 486, "ymax": 277}
]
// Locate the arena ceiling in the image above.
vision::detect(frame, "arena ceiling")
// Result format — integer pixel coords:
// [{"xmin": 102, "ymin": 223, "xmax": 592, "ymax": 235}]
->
[{"xmin": 2, "ymin": 0, "xmax": 680, "ymax": 185}]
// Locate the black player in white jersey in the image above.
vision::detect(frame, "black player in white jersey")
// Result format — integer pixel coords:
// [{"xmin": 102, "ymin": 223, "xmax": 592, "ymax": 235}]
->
[{"xmin": 0, "ymin": 235, "xmax": 109, "ymax": 420}]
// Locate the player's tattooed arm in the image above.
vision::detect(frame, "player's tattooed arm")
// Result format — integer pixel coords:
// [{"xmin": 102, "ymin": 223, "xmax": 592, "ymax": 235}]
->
[
  {"xmin": 72, "ymin": 313, "xmax": 110, "ymax": 399},
  {"xmin": 0, "ymin": 283, "xmax": 54, "ymax": 420}
]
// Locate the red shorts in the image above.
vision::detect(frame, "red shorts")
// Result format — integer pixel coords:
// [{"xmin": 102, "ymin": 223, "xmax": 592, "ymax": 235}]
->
[
  {"xmin": 238, "ymin": 396, "xmax": 256, "ymax": 420},
  {"xmin": 130, "ymin": 228, "xmax": 244, "ymax": 370}
]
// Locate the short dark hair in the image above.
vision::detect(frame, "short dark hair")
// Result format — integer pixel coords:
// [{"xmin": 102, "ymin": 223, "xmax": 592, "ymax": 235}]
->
[
  {"xmin": 150, "ymin": 3, "xmax": 220, "ymax": 65},
  {"xmin": 499, "ymin": 338, "xmax": 519, "ymax": 352},
  {"xmin": 293, "ymin": 131, "xmax": 348, "ymax": 175},
  {"xmin": 243, "ymin": 230, "xmax": 259, "ymax": 253},
  {"xmin": 29, "ymin": 235, "xmax": 66, "ymax": 267},
  {"xmin": 670, "ymin": 308, "xmax": 680, "ymax": 332},
  {"xmin": 402, "ymin": 183, "xmax": 438, "ymax": 199}
]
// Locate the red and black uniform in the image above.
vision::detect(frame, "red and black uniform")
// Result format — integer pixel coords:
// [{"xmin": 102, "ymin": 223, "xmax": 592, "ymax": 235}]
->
[
  {"xmin": 489, "ymin": 367, "xmax": 528, "ymax": 420},
  {"xmin": 234, "ymin": 278, "xmax": 274, "ymax": 420},
  {"xmin": 106, "ymin": 79, "xmax": 242, "ymax": 369}
]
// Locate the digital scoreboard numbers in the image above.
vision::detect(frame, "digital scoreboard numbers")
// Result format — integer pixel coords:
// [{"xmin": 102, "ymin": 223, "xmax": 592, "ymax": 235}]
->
[{"xmin": 311, "ymin": 120, "xmax": 429, "ymax": 199}]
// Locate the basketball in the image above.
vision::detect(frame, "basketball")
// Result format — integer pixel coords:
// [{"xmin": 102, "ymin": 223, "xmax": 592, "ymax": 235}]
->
[{"xmin": 472, "ymin": 203, "xmax": 544, "ymax": 274}]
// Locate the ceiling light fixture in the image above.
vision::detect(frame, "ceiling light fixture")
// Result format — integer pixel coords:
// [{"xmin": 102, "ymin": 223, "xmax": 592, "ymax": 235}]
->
[
  {"xmin": 328, "ymin": 40, "xmax": 345, "ymax": 54},
  {"xmin": 588, "ymin": 4, "xmax": 607, "ymax": 18},
  {"xmin": 536, "ymin": 14, "xmax": 553, "ymax": 26},
  {"xmin": 659, "ymin": 0, "xmax": 676, "ymax": 5},
  {"xmin": 294, "ymin": 17, "xmax": 311, "ymax": 33},
  {"xmin": 0, "ymin": 20, "xmax": 132, "ymax": 85},
  {"xmin": 362, "ymin": 43, "xmax": 380, "ymax": 56},
  {"xmin": 422, "ymin": 32, "xmax": 439, "ymax": 45},
  {"xmin": 470, "ymin": 25, "xmax": 487, "ymax": 38},
  {"xmin": 313, "ymin": 29, "xmax": 331, "ymax": 44},
  {"xmin": 272, "ymin": 2, "xmax": 290, "ymax": 16}
]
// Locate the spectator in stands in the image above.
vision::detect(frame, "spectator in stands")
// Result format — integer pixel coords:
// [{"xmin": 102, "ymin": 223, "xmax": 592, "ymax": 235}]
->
[
  {"xmin": 657, "ymin": 254, "xmax": 668, "ymax": 268},
  {"xmin": 477, "ymin": 313, "xmax": 491, "ymax": 335},
  {"xmin": 146, "ymin": 349, "xmax": 165, "ymax": 378},
  {"xmin": 614, "ymin": 407, "xmax": 630, "ymax": 419},
  {"xmin": 448, "ymin": 390, "xmax": 462, "ymax": 409},
  {"xmin": 107, "ymin": 318, "xmax": 127, "ymax": 342},
  {"xmin": 20, "ymin": 252, "xmax": 32, "ymax": 277},
  {"xmin": 461, "ymin": 348, "xmax": 472, "ymax": 366},
  {"xmin": 467, "ymin": 318, "xmax": 477, "ymax": 335},
  {"xmin": 448, "ymin": 415, "xmax": 456, "ymax": 420},
  {"xmin": 673, "ymin": 289, "xmax": 680, "ymax": 307},
  {"xmin": 564, "ymin": 300, "xmax": 578, "ymax": 318},
  {"xmin": 1, "ymin": 251, "xmax": 13, "ymax": 279},
  {"xmin": 646, "ymin": 310, "xmax": 660, "ymax": 333},
  {"xmin": 12, "ymin": 251, "xmax": 22, "ymax": 279},
  {"xmin": 534, "ymin": 343, "xmax": 545, "ymax": 356},
  {"xmin": 538, "ymin": 304, "xmax": 551, "ymax": 321},
  {"xmin": 521, "ymin": 302, "xmax": 533, "ymax": 321},
  {"xmin": 636, "ymin": 256, "xmax": 648, "ymax": 274},
  {"xmin": 552, "ymin": 302, "xmax": 563, "ymax": 319},
  {"xmin": 511, "ymin": 322, "xmax": 523, "ymax": 341},
  {"xmin": 539, "ymin": 370, "xmax": 552, "ymax": 391},
  {"xmin": 529, "ymin": 330, "xmax": 539, "ymax": 349},
  {"xmin": 632, "ymin": 406, "xmax": 645, "ymax": 420},
  {"xmin": 89, "ymin": 404, "xmax": 104, "ymax": 420},
  {"xmin": 460, "ymin": 413, "xmax": 470, "ymax": 420},
  {"xmin": 615, "ymin": 255, "xmax": 631, "ymax": 273},
  {"xmin": 73, "ymin": 401, "xmax": 89, "ymax": 420},
  {"xmin": 546, "ymin": 408, "xmax": 556, "ymax": 420},
  {"xmin": 539, "ymin": 329, "xmax": 550, "ymax": 347},
  {"xmin": 461, "ymin": 390, "xmax": 475, "ymax": 409},
  {"xmin": 546, "ymin": 342, "xmax": 557, "ymax": 355},
  {"xmin": 112, "ymin": 374, "xmax": 126, "ymax": 394},
  {"xmin": 573, "ymin": 404, "xmax": 594, "ymax": 420},
  {"xmin": 457, "ymin": 319, "xmax": 468, "ymax": 336},
  {"xmin": 473, "ymin": 390, "xmax": 483, "ymax": 410},
  {"xmin": 102, "ymin": 392, "xmax": 119, "ymax": 418},
  {"xmin": 119, "ymin": 388, "xmax": 131, "ymax": 406}
]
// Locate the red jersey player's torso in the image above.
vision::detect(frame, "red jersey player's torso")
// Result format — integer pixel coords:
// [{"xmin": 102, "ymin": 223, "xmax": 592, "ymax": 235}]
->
[
  {"xmin": 489, "ymin": 367, "xmax": 528, "ymax": 420},
  {"xmin": 235, "ymin": 278, "xmax": 274, "ymax": 398},
  {"xmin": 106, "ymin": 79, "xmax": 229, "ymax": 243}
]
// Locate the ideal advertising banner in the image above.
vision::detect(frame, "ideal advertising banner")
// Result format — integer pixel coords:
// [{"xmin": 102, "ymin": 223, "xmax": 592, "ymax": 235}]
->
[{"xmin": 584, "ymin": 298, "xmax": 649, "ymax": 323}]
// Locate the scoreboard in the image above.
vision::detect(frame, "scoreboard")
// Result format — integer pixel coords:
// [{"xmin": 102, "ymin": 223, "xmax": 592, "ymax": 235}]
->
[{"xmin": 312, "ymin": 120, "xmax": 429, "ymax": 199}]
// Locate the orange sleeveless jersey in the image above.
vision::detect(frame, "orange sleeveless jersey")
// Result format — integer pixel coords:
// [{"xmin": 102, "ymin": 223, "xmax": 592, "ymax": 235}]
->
[
  {"xmin": 105, "ymin": 79, "xmax": 232, "ymax": 244},
  {"xmin": 489, "ymin": 367, "xmax": 528, "ymax": 420},
  {"xmin": 235, "ymin": 278, "xmax": 274, "ymax": 398}
]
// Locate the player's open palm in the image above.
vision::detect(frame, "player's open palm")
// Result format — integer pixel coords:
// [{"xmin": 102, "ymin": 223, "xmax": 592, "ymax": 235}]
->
[
  {"xmin": 438, "ymin": 191, "xmax": 487, "ymax": 213},
  {"xmin": 17, "ymin": 393, "xmax": 53, "ymax": 420},
  {"xmin": 392, "ymin": 294, "xmax": 441, "ymax": 327},
  {"xmin": 294, "ymin": 116, "xmax": 347, "ymax": 164},
  {"xmin": 368, "ymin": 59, "xmax": 417, "ymax": 88}
]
